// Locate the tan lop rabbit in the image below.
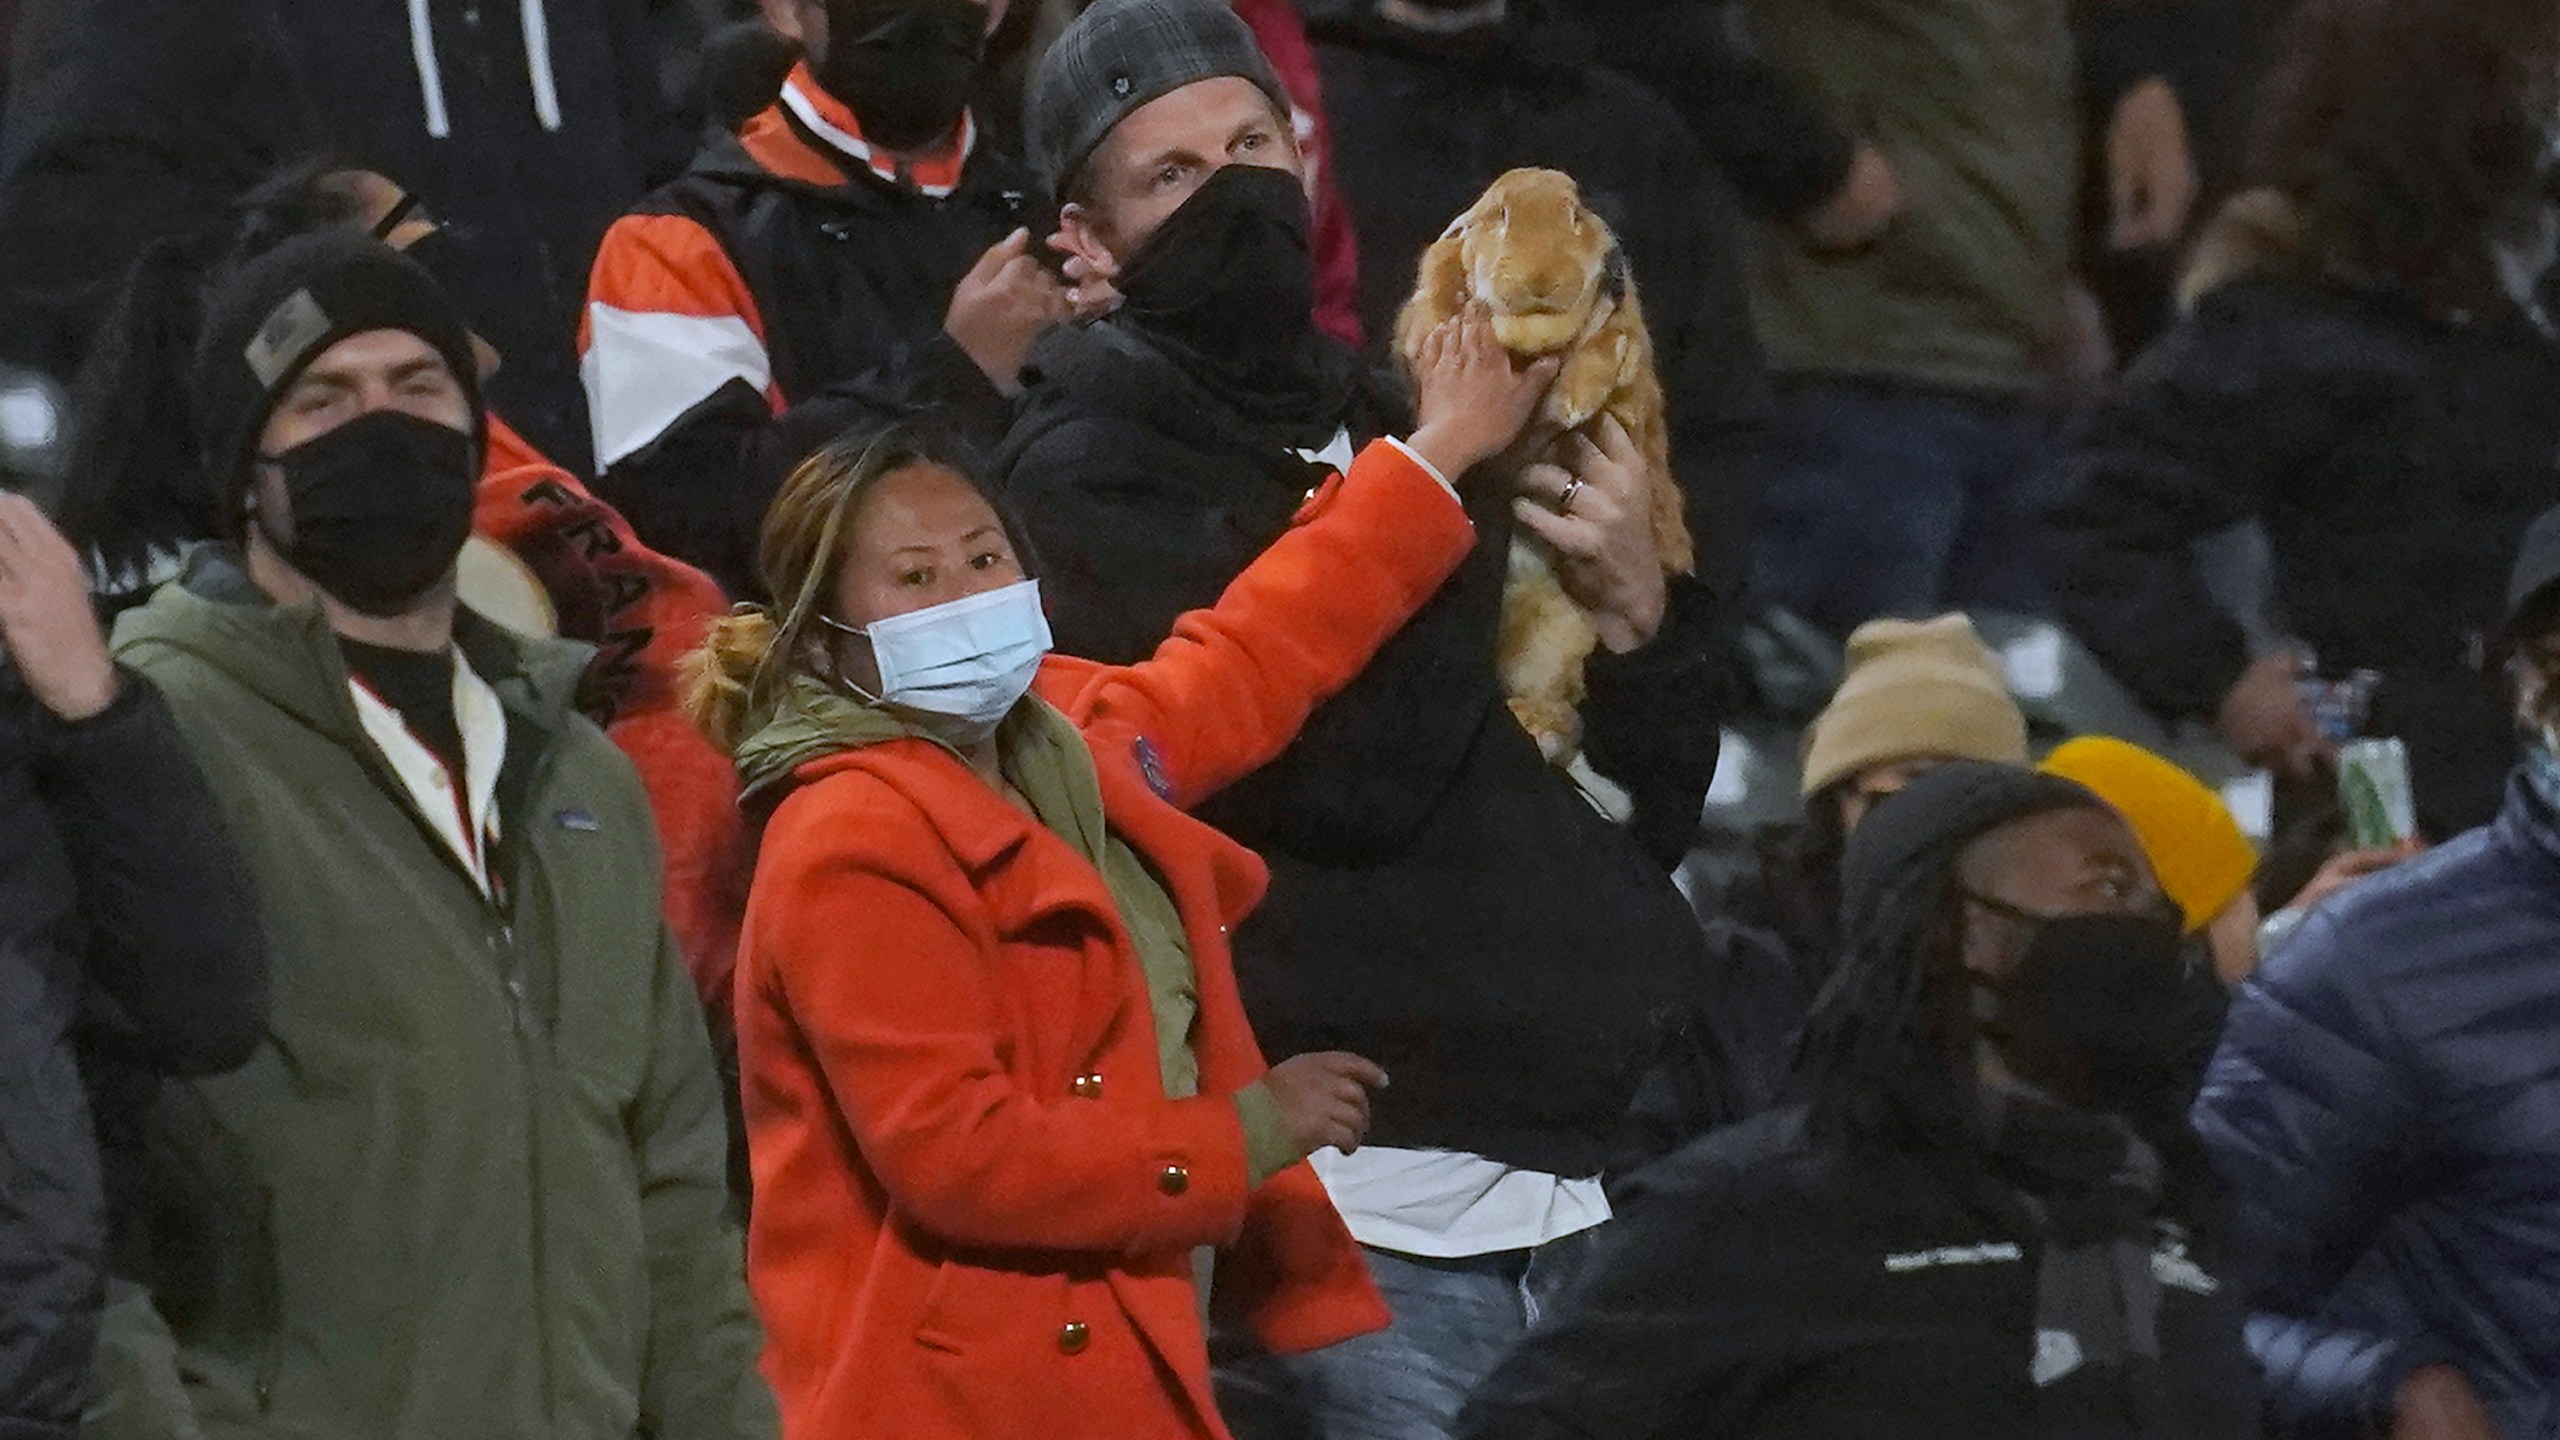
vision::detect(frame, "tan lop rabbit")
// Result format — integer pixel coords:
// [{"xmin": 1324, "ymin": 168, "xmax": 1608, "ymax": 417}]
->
[{"xmin": 1395, "ymin": 168, "xmax": 1694, "ymax": 765}]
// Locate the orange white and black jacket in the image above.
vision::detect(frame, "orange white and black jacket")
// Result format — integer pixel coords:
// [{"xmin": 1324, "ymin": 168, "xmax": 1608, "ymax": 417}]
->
[
  {"xmin": 581, "ymin": 64, "xmax": 1035, "ymax": 597},
  {"xmin": 474, "ymin": 416, "xmax": 747, "ymax": 1017}
]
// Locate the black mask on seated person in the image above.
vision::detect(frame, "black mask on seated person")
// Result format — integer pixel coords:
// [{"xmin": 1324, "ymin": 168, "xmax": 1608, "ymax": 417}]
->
[
  {"xmin": 1966, "ymin": 896, "xmax": 2202, "ymax": 1118},
  {"xmin": 256, "ymin": 409, "xmax": 477, "ymax": 618},
  {"xmin": 817, "ymin": 0, "xmax": 986, "ymax": 153}
]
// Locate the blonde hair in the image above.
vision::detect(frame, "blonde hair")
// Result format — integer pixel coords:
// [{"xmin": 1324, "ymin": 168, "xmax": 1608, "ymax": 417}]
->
[{"xmin": 681, "ymin": 422, "xmax": 999, "ymax": 755}]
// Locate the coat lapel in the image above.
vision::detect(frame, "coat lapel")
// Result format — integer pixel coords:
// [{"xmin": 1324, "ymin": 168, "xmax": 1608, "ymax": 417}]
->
[{"xmin": 835, "ymin": 739, "xmax": 1139, "ymax": 1066}]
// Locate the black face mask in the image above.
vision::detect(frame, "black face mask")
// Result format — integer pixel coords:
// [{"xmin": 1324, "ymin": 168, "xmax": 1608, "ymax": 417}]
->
[
  {"xmin": 1107, "ymin": 163, "xmax": 1336, "ymax": 434},
  {"xmin": 1966, "ymin": 895, "xmax": 2201, "ymax": 1117},
  {"xmin": 1114, "ymin": 163, "xmax": 1317, "ymax": 366},
  {"xmin": 816, "ymin": 0, "xmax": 985, "ymax": 154},
  {"xmin": 257, "ymin": 409, "xmax": 477, "ymax": 618}
]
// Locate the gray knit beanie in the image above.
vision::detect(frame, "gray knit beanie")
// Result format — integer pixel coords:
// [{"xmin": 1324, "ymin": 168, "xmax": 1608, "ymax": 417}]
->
[{"xmin": 1026, "ymin": 0, "xmax": 1290, "ymax": 198}]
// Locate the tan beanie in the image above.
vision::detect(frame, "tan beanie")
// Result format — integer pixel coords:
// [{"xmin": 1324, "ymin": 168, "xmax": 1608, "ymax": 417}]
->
[{"xmin": 1801, "ymin": 615, "xmax": 2029, "ymax": 798}]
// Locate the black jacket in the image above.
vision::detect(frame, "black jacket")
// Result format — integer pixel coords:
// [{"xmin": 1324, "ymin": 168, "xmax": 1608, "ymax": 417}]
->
[
  {"xmin": 1458, "ymin": 1106, "xmax": 2260, "ymax": 1440},
  {"xmin": 1558, "ymin": 0, "xmax": 1855, "ymax": 223},
  {"xmin": 1306, "ymin": 0, "xmax": 1769, "ymax": 599},
  {"xmin": 1604, "ymin": 910, "xmax": 1805, "ymax": 1184},
  {"xmin": 996, "ymin": 315, "xmax": 1732, "ymax": 1180},
  {"xmin": 0, "ymin": 0, "xmax": 681, "ymax": 472},
  {"xmin": 0, "ymin": 667, "xmax": 264, "ymax": 1437},
  {"xmin": 2049, "ymin": 276, "xmax": 2560, "ymax": 836},
  {"xmin": 586, "ymin": 117, "xmax": 1033, "ymax": 597}
]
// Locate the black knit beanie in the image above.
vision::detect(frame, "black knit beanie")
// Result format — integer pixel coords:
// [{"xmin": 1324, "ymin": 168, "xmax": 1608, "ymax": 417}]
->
[
  {"xmin": 1838, "ymin": 762, "xmax": 2105, "ymax": 938},
  {"xmin": 1026, "ymin": 0, "xmax": 1291, "ymax": 197},
  {"xmin": 190, "ymin": 231, "xmax": 483, "ymax": 529}
]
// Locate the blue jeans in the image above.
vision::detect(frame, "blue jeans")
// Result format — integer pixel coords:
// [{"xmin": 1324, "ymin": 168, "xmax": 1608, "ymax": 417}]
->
[
  {"xmin": 1214, "ymin": 1231, "xmax": 1600, "ymax": 1440},
  {"xmin": 1750, "ymin": 377, "xmax": 2055, "ymax": 636}
]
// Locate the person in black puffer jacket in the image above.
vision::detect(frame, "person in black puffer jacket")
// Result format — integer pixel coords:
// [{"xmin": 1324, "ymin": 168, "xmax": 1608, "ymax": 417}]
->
[
  {"xmin": 1000, "ymin": 2, "xmax": 1743, "ymax": 1434},
  {"xmin": 1459, "ymin": 763, "xmax": 2259, "ymax": 1440},
  {"xmin": 0, "ymin": 493, "xmax": 265, "ymax": 1440},
  {"xmin": 1303, "ymin": 0, "xmax": 1769, "ymax": 602},
  {"xmin": 2047, "ymin": 0, "xmax": 2560, "ymax": 839}
]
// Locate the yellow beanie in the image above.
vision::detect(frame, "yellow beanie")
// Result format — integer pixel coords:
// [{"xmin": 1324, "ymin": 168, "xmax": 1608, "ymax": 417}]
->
[
  {"xmin": 1801, "ymin": 615, "xmax": 2029, "ymax": 798},
  {"xmin": 2040, "ymin": 737, "xmax": 2256, "ymax": 933}
]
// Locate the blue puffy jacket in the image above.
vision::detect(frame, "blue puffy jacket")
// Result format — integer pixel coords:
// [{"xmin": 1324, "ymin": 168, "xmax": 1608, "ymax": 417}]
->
[{"xmin": 2195, "ymin": 774, "xmax": 2560, "ymax": 1440}]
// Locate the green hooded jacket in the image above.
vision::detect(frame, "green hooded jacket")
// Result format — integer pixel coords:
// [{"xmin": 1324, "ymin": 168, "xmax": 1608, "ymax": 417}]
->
[{"xmin": 106, "ymin": 551, "xmax": 775, "ymax": 1440}]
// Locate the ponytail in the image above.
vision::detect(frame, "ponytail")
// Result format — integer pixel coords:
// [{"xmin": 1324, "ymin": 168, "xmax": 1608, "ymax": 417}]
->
[{"xmin": 681, "ymin": 605, "xmax": 782, "ymax": 757}]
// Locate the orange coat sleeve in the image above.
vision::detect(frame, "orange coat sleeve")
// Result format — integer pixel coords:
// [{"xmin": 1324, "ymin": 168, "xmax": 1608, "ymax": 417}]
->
[
  {"xmin": 755, "ymin": 773, "xmax": 1258, "ymax": 1256},
  {"xmin": 1044, "ymin": 440, "xmax": 1472, "ymax": 807}
]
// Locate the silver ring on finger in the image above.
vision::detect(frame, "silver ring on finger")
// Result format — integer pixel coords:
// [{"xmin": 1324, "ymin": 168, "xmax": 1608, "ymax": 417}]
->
[{"xmin": 1554, "ymin": 478, "xmax": 1585, "ymax": 516}]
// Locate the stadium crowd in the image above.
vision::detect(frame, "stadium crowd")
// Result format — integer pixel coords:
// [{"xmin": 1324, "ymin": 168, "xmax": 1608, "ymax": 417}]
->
[{"xmin": 0, "ymin": 0, "xmax": 2554, "ymax": 1436}]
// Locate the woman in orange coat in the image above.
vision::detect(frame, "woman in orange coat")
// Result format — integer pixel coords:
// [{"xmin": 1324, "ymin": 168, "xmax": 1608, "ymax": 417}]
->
[{"xmin": 684, "ymin": 313, "xmax": 1555, "ymax": 1440}]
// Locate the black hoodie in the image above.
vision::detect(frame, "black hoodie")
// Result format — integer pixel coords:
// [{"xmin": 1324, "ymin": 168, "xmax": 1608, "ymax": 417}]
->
[{"xmin": 0, "ymin": 0, "xmax": 682, "ymax": 473}]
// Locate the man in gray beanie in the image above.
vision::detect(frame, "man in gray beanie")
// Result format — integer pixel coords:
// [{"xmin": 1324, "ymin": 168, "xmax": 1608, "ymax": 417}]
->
[
  {"xmin": 1026, "ymin": 0, "xmax": 1293, "ymax": 204},
  {"xmin": 998, "ymin": 4, "xmax": 1742, "ymax": 1439},
  {"xmin": 99, "ymin": 233, "xmax": 776, "ymax": 1439}
]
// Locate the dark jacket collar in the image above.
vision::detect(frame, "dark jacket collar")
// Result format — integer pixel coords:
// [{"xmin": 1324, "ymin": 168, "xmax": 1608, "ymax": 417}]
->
[
  {"xmin": 2495, "ymin": 765, "xmax": 2560, "ymax": 876},
  {"xmin": 1302, "ymin": 0, "xmax": 1594, "ymax": 82},
  {"xmin": 1019, "ymin": 315, "xmax": 1388, "ymax": 460}
]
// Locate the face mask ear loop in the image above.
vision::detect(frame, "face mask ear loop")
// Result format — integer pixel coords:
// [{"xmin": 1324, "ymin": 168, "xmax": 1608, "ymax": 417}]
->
[
  {"xmin": 812, "ymin": 613, "xmax": 890, "ymax": 706},
  {"xmin": 754, "ymin": 435, "xmax": 900, "ymax": 715},
  {"xmin": 242, "ymin": 481, "xmax": 286, "ymax": 559}
]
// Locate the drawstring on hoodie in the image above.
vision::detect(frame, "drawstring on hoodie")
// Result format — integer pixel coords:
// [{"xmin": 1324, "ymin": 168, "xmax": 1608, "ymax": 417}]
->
[
  {"xmin": 407, "ymin": 0, "xmax": 566, "ymax": 140},
  {"xmin": 519, "ymin": 0, "xmax": 563, "ymax": 132},
  {"xmin": 407, "ymin": 0, "xmax": 450, "ymax": 138}
]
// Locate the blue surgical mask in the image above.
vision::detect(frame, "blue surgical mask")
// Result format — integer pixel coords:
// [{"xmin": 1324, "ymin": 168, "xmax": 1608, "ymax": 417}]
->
[
  {"xmin": 821, "ymin": 580, "xmax": 1051, "ymax": 747},
  {"xmin": 2527, "ymin": 726, "xmax": 2560, "ymax": 812}
]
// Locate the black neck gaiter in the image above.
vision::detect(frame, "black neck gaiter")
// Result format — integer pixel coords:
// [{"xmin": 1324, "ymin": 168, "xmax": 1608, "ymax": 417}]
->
[{"xmin": 1110, "ymin": 164, "xmax": 1337, "ymax": 429}]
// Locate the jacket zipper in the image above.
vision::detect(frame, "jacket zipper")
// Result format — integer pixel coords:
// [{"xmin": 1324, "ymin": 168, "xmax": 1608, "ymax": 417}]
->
[
  {"xmin": 346, "ymin": 701, "xmax": 568, "ymax": 1424},
  {"xmin": 498, "ymin": 736, "xmax": 566, "ymax": 1427}
]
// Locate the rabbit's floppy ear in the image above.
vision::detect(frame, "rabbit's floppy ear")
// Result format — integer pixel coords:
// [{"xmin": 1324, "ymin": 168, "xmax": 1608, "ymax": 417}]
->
[{"xmin": 1441, "ymin": 185, "xmax": 1502, "ymax": 242}]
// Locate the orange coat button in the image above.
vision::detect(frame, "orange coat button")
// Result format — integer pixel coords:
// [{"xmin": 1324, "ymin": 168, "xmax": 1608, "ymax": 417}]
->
[
  {"xmin": 1058, "ymin": 1321, "xmax": 1090, "ymax": 1355},
  {"xmin": 1158, "ymin": 1165, "xmax": 1190, "ymax": 1197},
  {"xmin": 1071, "ymin": 1073, "xmax": 1104, "ymax": 1099}
]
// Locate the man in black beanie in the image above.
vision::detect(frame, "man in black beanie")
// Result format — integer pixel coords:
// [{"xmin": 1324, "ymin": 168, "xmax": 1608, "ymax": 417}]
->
[
  {"xmin": 97, "ymin": 231, "xmax": 776, "ymax": 1439},
  {"xmin": 1458, "ymin": 760, "xmax": 2259, "ymax": 1440},
  {"xmin": 999, "ymin": 2, "xmax": 1745, "ymax": 1437}
]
